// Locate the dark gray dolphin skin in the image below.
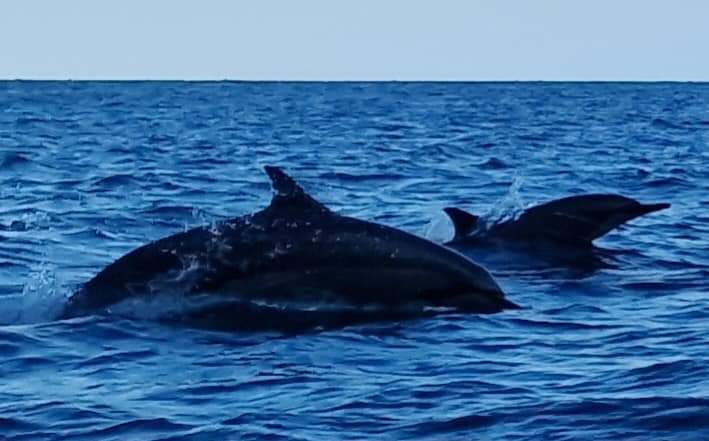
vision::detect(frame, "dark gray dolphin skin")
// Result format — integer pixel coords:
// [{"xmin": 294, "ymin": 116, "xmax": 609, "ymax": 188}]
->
[
  {"xmin": 444, "ymin": 194, "xmax": 670, "ymax": 246},
  {"xmin": 443, "ymin": 194, "xmax": 670, "ymax": 272},
  {"xmin": 61, "ymin": 166, "xmax": 519, "ymax": 325}
]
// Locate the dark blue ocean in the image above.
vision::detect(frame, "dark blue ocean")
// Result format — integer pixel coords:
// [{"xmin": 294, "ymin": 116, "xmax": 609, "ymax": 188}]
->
[{"xmin": 1, "ymin": 81, "xmax": 708, "ymax": 440}]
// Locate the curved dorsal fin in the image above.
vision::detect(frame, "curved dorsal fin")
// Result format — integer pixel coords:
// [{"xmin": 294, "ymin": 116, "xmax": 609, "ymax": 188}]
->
[
  {"xmin": 443, "ymin": 207, "xmax": 479, "ymax": 239},
  {"xmin": 263, "ymin": 166, "xmax": 329, "ymax": 213}
]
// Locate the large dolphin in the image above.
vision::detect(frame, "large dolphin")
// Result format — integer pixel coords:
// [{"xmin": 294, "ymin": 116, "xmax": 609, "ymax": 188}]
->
[
  {"xmin": 61, "ymin": 166, "xmax": 519, "ymax": 328},
  {"xmin": 443, "ymin": 194, "xmax": 670, "ymax": 269}
]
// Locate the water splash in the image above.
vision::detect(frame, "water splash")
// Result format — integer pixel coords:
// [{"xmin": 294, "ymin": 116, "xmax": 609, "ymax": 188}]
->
[
  {"xmin": 423, "ymin": 210, "xmax": 455, "ymax": 242},
  {"xmin": 477, "ymin": 176, "xmax": 526, "ymax": 231},
  {"xmin": 0, "ymin": 263, "xmax": 67, "ymax": 325},
  {"xmin": 182, "ymin": 207, "xmax": 217, "ymax": 233},
  {"xmin": 423, "ymin": 178, "xmax": 527, "ymax": 241}
]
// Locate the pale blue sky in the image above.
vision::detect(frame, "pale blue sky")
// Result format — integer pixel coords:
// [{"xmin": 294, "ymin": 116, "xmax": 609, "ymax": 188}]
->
[{"xmin": 1, "ymin": 0, "xmax": 708, "ymax": 80}]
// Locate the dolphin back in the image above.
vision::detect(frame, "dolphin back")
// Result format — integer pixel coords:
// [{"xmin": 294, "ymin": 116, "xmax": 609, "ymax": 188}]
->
[{"xmin": 518, "ymin": 194, "xmax": 670, "ymax": 244}]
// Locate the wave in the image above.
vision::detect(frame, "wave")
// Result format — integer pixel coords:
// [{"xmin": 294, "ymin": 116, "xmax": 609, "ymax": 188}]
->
[{"xmin": 0, "ymin": 153, "xmax": 32, "ymax": 169}]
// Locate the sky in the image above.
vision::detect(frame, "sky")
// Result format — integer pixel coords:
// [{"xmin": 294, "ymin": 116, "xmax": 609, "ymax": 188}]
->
[{"xmin": 1, "ymin": 0, "xmax": 708, "ymax": 81}]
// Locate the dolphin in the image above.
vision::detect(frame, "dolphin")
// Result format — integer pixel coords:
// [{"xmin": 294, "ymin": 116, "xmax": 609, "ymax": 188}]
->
[
  {"xmin": 443, "ymin": 194, "xmax": 670, "ymax": 268},
  {"xmin": 60, "ymin": 166, "xmax": 519, "ymax": 327}
]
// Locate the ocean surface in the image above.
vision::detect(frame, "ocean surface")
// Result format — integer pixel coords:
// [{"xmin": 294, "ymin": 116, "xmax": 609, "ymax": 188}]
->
[{"xmin": 1, "ymin": 81, "xmax": 708, "ymax": 440}]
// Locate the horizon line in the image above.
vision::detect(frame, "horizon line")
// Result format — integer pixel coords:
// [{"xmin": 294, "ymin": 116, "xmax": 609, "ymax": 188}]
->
[{"xmin": 1, "ymin": 78, "xmax": 708, "ymax": 84}]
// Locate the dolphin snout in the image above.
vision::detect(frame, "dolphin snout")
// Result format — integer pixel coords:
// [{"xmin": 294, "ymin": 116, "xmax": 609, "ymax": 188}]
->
[{"xmin": 453, "ymin": 259, "xmax": 521, "ymax": 313}]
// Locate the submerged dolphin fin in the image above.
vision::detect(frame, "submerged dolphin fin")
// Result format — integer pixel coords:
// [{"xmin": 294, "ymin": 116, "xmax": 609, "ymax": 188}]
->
[
  {"xmin": 263, "ymin": 166, "xmax": 330, "ymax": 213},
  {"xmin": 443, "ymin": 207, "xmax": 480, "ymax": 240}
]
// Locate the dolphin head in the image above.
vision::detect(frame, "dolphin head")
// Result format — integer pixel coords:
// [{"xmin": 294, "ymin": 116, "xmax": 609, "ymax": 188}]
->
[
  {"xmin": 338, "ymin": 219, "xmax": 521, "ymax": 314},
  {"xmin": 432, "ymin": 248, "xmax": 520, "ymax": 313}
]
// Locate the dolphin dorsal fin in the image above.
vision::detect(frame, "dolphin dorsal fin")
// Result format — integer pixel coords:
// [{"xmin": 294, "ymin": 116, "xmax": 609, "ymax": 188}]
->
[
  {"xmin": 263, "ymin": 166, "xmax": 329, "ymax": 213},
  {"xmin": 443, "ymin": 207, "xmax": 480, "ymax": 239}
]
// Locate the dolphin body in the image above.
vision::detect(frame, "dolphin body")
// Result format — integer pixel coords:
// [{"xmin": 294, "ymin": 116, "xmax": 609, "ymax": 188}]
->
[
  {"xmin": 443, "ymin": 194, "xmax": 670, "ymax": 269},
  {"xmin": 61, "ymin": 166, "xmax": 518, "ymax": 329}
]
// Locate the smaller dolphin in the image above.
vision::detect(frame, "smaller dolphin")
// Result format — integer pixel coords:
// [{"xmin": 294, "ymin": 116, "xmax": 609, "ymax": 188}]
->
[
  {"xmin": 445, "ymin": 194, "xmax": 670, "ymax": 245},
  {"xmin": 443, "ymin": 194, "xmax": 670, "ymax": 269},
  {"xmin": 61, "ymin": 166, "xmax": 519, "ymax": 329}
]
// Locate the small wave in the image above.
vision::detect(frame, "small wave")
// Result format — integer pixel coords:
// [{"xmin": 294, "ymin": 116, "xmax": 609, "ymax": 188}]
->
[
  {"xmin": 618, "ymin": 281, "xmax": 673, "ymax": 292},
  {"xmin": 15, "ymin": 115, "xmax": 49, "ymax": 125},
  {"xmin": 73, "ymin": 418, "xmax": 193, "ymax": 439},
  {"xmin": 77, "ymin": 348, "xmax": 158, "ymax": 368},
  {"xmin": 90, "ymin": 174, "xmax": 139, "ymax": 189},
  {"xmin": 508, "ymin": 317, "xmax": 617, "ymax": 331},
  {"xmin": 516, "ymin": 132, "xmax": 549, "ymax": 143},
  {"xmin": 0, "ymin": 220, "xmax": 28, "ymax": 232},
  {"xmin": 639, "ymin": 399, "xmax": 709, "ymax": 432},
  {"xmin": 147, "ymin": 133, "xmax": 176, "ymax": 144},
  {"xmin": 0, "ymin": 416, "xmax": 39, "ymax": 435},
  {"xmin": 624, "ymin": 358, "xmax": 701, "ymax": 380},
  {"xmin": 402, "ymin": 413, "xmax": 497, "ymax": 436},
  {"xmin": 2, "ymin": 354, "xmax": 56, "ymax": 370},
  {"xmin": 541, "ymin": 304, "xmax": 608, "ymax": 315},
  {"xmin": 478, "ymin": 157, "xmax": 509, "ymax": 170},
  {"xmin": 651, "ymin": 117, "xmax": 683, "ymax": 130},
  {"xmin": 644, "ymin": 175, "xmax": 692, "ymax": 188},
  {"xmin": 320, "ymin": 171, "xmax": 407, "ymax": 182},
  {"xmin": 100, "ymin": 98, "xmax": 125, "ymax": 107},
  {"xmin": 0, "ymin": 152, "xmax": 31, "ymax": 169}
]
